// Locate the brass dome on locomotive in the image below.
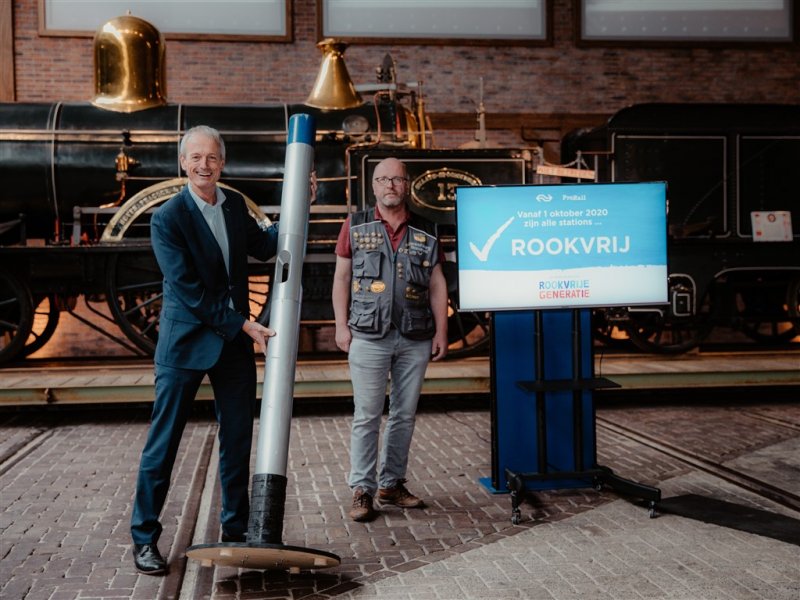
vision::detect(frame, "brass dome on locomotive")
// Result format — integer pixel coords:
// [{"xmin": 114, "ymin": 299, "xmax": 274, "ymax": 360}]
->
[{"xmin": 91, "ymin": 13, "xmax": 167, "ymax": 113}]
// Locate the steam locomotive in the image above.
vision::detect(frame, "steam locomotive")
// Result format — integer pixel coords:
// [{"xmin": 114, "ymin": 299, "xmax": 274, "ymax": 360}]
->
[
  {"xmin": 564, "ymin": 103, "xmax": 800, "ymax": 353},
  {"xmin": 0, "ymin": 15, "xmax": 534, "ymax": 364},
  {"xmin": 1, "ymin": 15, "xmax": 797, "ymax": 364}
]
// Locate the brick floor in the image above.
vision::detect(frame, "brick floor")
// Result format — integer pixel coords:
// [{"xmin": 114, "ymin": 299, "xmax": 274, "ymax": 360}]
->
[
  {"xmin": 1, "ymin": 399, "xmax": 797, "ymax": 599},
  {"xmin": 334, "ymin": 471, "xmax": 800, "ymax": 600}
]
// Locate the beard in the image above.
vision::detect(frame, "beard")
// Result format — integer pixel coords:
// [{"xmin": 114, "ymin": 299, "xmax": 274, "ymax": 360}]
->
[{"xmin": 378, "ymin": 193, "xmax": 404, "ymax": 208}]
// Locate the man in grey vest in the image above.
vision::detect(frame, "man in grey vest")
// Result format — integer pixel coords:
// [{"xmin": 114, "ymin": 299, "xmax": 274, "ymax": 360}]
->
[{"xmin": 332, "ymin": 157, "xmax": 448, "ymax": 522}]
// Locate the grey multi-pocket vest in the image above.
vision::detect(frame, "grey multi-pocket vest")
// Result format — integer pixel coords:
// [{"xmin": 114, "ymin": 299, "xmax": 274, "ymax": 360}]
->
[{"xmin": 348, "ymin": 208, "xmax": 438, "ymax": 341}]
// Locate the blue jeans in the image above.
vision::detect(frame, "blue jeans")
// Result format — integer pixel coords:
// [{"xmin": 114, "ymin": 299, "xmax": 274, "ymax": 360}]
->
[{"xmin": 348, "ymin": 330, "xmax": 432, "ymax": 495}]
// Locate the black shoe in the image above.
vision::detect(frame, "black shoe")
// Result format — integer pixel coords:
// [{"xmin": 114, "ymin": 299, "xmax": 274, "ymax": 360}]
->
[
  {"xmin": 133, "ymin": 543, "xmax": 167, "ymax": 575},
  {"xmin": 221, "ymin": 532, "xmax": 246, "ymax": 543}
]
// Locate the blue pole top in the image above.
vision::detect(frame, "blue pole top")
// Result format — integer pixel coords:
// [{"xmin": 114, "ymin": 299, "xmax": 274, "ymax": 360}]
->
[{"xmin": 288, "ymin": 113, "xmax": 316, "ymax": 146}]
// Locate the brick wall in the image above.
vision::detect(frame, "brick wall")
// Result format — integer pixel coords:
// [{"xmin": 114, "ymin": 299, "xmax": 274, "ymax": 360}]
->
[{"xmin": 10, "ymin": 0, "xmax": 800, "ymax": 145}]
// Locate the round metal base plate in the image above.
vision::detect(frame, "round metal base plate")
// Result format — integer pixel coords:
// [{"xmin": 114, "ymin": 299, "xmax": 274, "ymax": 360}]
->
[{"xmin": 186, "ymin": 542, "xmax": 340, "ymax": 572}]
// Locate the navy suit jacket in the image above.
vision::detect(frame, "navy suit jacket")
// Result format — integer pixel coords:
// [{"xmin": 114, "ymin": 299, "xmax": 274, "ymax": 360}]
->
[{"xmin": 151, "ymin": 186, "xmax": 278, "ymax": 370}]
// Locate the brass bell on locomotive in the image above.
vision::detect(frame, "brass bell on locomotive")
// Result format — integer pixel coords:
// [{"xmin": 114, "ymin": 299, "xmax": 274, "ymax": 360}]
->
[
  {"xmin": 91, "ymin": 12, "xmax": 167, "ymax": 113},
  {"xmin": 306, "ymin": 39, "xmax": 364, "ymax": 111}
]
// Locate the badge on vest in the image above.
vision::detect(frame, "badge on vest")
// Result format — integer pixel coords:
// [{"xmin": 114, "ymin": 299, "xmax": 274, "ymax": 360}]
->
[
  {"xmin": 405, "ymin": 287, "xmax": 421, "ymax": 300},
  {"xmin": 370, "ymin": 281, "xmax": 386, "ymax": 293}
]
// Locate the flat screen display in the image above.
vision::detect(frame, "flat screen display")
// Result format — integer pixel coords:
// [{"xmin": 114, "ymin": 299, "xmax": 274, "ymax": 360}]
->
[{"xmin": 455, "ymin": 182, "xmax": 668, "ymax": 311}]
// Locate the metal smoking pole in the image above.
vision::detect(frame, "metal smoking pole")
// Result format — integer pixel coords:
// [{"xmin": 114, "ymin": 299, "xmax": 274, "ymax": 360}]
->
[{"xmin": 187, "ymin": 114, "xmax": 340, "ymax": 572}]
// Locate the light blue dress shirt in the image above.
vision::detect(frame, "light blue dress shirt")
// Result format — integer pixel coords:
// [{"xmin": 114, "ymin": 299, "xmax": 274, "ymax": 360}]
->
[
  {"xmin": 189, "ymin": 184, "xmax": 230, "ymax": 274},
  {"xmin": 188, "ymin": 184, "xmax": 234, "ymax": 309}
]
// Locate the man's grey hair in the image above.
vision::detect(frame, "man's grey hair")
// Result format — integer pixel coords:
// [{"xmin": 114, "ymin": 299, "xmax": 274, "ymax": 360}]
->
[{"xmin": 179, "ymin": 125, "xmax": 226, "ymax": 161}]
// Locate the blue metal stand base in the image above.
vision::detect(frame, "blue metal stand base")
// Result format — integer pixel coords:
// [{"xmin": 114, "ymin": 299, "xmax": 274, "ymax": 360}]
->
[
  {"xmin": 478, "ymin": 476, "xmax": 505, "ymax": 494},
  {"xmin": 486, "ymin": 309, "xmax": 661, "ymax": 524}
]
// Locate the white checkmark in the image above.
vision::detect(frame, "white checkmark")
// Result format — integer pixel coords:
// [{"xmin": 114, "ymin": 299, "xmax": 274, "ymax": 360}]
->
[{"xmin": 469, "ymin": 216, "xmax": 515, "ymax": 262}]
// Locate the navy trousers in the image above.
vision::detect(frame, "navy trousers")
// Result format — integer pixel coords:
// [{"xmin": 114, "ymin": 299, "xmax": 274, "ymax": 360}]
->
[{"xmin": 131, "ymin": 337, "xmax": 256, "ymax": 545}]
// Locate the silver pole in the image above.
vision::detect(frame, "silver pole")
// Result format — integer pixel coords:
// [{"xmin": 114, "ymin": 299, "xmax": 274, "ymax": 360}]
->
[
  {"xmin": 255, "ymin": 118, "xmax": 314, "ymax": 476},
  {"xmin": 248, "ymin": 113, "xmax": 315, "ymax": 545}
]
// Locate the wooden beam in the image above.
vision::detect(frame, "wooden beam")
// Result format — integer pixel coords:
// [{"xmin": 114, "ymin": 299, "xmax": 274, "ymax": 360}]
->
[
  {"xmin": 0, "ymin": 0, "xmax": 14, "ymax": 101},
  {"xmin": 537, "ymin": 164, "xmax": 596, "ymax": 179}
]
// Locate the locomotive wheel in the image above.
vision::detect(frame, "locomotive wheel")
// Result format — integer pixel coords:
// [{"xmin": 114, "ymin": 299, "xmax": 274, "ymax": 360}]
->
[
  {"xmin": 788, "ymin": 276, "xmax": 800, "ymax": 327},
  {"xmin": 739, "ymin": 318, "xmax": 798, "ymax": 344},
  {"xmin": 442, "ymin": 261, "xmax": 490, "ymax": 357},
  {"xmin": 592, "ymin": 309, "xmax": 636, "ymax": 351},
  {"xmin": 106, "ymin": 252, "xmax": 273, "ymax": 356},
  {"xmin": 106, "ymin": 250, "xmax": 164, "ymax": 355},
  {"xmin": 22, "ymin": 294, "xmax": 60, "ymax": 357},
  {"xmin": 734, "ymin": 277, "xmax": 799, "ymax": 345},
  {"xmin": 0, "ymin": 270, "xmax": 35, "ymax": 364},
  {"xmin": 625, "ymin": 299, "xmax": 712, "ymax": 355},
  {"xmin": 447, "ymin": 307, "xmax": 491, "ymax": 356}
]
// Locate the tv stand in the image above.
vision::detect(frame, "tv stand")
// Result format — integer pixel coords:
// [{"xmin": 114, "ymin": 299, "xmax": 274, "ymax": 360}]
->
[{"xmin": 496, "ymin": 309, "xmax": 660, "ymax": 524}]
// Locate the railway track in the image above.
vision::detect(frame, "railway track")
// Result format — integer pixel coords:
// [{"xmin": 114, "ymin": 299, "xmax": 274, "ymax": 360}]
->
[
  {"xmin": 1, "ymin": 348, "xmax": 798, "ymax": 407},
  {"xmin": 597, "ymin": 414, "xmax": 800, "ymax": 513}
]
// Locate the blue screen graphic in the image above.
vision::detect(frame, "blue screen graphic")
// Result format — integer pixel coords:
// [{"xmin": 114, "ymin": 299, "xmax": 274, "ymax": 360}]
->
[{"xmin": 455, "ymin": 182, "xmax": 668, "ymax": 311}]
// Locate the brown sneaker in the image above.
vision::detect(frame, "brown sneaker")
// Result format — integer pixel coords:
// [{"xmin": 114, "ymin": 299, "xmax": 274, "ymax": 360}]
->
[
  {"xmin": 378, "ymin": 479, "xmax": 425, "ymax": 508},
  {"xmin": 349, "ymin": 487, "xmax": 376, "ymax": 522}
]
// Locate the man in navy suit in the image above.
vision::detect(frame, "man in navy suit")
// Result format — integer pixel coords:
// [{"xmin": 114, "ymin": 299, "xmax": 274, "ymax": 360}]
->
[{"xmin": 130, "ymin": 125, "xmax": 283, "ymax": 575}]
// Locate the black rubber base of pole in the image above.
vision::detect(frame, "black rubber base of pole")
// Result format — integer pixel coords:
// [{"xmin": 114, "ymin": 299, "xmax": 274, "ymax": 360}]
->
[{"xmin": 247, "ymin": 473, "xmax": 286, "ymax": 545}]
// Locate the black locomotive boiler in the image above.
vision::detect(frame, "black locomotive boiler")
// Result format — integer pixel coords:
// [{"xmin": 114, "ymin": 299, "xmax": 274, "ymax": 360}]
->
[
  {"xmin": 0, "ymin": 15, "xmax": 532, "ymax": 364},
  {"xmin": 564, "ymin": 103, "xmax": 800, "ymax": 353}
]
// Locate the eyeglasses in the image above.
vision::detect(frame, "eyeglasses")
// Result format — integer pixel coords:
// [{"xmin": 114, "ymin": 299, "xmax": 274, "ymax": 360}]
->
[{"xmin": 373, "ymin": 176, "xmax": 408, "ymax": 186}]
